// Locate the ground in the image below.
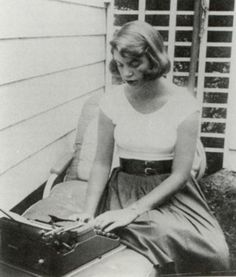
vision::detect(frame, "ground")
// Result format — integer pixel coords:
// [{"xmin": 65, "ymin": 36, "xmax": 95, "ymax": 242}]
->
[{"xmin": 199, "ymin": 169, "xmax": 236, "ymax": 270}]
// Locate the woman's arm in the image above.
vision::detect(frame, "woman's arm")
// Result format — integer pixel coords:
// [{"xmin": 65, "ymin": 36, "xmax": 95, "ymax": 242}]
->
[
  {"xmin": 84, "ymin": 109, "xmax": 115, "ymax": 217},
  {"xmin": 95, "ymin": 111, "xmax": 200, "ymax": 231}
]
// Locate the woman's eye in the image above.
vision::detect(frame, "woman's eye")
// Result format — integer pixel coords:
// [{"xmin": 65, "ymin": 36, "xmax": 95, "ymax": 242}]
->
[
  {"xmin": 116, "ymin": 62, "xmax": 123, "ymax": 68},
  {"xmin": 130, "ymin": 61, "xmax": 140, "ymax": 67}
]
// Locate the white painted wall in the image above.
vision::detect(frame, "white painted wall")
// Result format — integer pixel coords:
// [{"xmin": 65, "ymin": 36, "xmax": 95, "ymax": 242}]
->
[{"xmin": 0, "ymin": 0, "xmax": 107, "ymax": 210}]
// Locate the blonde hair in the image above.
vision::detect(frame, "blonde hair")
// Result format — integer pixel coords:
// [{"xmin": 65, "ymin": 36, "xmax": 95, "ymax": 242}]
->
[{"xmin": 109, "ymin": 20, "xmax": 170, "ymax": 80}]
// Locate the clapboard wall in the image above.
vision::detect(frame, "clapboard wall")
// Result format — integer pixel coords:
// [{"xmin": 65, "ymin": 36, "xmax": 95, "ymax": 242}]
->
[{"xmin": 0, "ymin": 0, "xmax": 108, "ymax": 210}]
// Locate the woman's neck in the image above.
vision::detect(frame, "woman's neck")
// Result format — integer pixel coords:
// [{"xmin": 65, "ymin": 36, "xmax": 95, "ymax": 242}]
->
[{"xmin": 126, "ymin": 77, "xmax": 166, "ymax": 101}]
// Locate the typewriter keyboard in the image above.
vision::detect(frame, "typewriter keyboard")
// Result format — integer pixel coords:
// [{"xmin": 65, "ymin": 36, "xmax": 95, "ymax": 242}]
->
[{"xmin": 94, "ymin": 227, "xmax": 119, "ymax": 239}]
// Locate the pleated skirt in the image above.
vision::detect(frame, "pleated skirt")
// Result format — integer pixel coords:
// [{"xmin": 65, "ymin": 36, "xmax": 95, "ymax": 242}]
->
[{"xmin": 98, "ymin": 168, "xmax": 230, "ymax": 274}]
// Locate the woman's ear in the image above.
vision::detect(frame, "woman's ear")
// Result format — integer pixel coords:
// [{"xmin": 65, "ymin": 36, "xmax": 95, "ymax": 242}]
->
[
  {"xmin": 144, "ymin": 59, "xmax": 160, "ymax": 79},
  {"xmin": 109, "ymin": 59, "xmax": 119, "ymax": 76}
]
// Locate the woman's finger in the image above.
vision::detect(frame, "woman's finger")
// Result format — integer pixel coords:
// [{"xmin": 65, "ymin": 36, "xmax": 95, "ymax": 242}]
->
[
  {"xmin": 80, "ymin": 214, "xmax": 92, "ymax": 223},
  {"xmin": 68, "ymin": 212, "xmax": 92, "ymax": 222},
  {"xmin": 94, "ymin": 216, "xmax": 106, "ymax": 228},
  {"xmin": 94, "ymin": 220, "xmax": 103, "ymax": 229},
  {"xmin": 95, "ymin": 217, "xmax": 114, "ymax": 230},
  {"xmin": 104, "ymin": 222, "xmax": 120, "ymax": 232},
  {"xmin": 68, "ymin": 214, "xmax": 77, "ymax": 221}
]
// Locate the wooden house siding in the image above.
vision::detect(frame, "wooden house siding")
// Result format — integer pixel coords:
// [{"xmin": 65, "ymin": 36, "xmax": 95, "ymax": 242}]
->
[{"xmin": 0, "ymin": 0, "xmax": 107, "ymax": 210}]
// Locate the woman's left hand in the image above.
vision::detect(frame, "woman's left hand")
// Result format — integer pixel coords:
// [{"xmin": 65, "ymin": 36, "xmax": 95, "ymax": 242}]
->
[{"xmin": 94, "ymin": 208, "xmax": 138, "ymax": 232}]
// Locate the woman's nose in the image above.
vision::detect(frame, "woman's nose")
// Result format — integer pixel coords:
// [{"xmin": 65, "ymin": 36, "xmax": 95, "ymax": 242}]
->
[{"xmin": 123, "ymin": 67, "xmax": 133, "ymax": 77}]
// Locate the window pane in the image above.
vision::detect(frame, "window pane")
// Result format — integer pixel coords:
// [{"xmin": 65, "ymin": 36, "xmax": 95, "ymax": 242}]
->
[
  {"xmin": 201, "ymin": 137, "xmax": 224, "ymax": 148},
  {"xmin": 175, "ymin": 46, "xmax": 191, "ymax": 57},
  {"xmin": 205, "ymin": 152, "xmax": 223, "ymax": 174},
  {"xmin": 209, "ymin": 0, "xmax": 234, "ymax": 11},
  {"xmin": 206, "ymin": 47, "xmax": 231, "ymax": 58},
  {"xmin": 145, "ymin": 15, "xmax": 169, "ymax": 26},
  {"xmin": 115, "ymin": 0, "xmax": 138, "ymax": 10},
  {"xmin": 205, "ymin": 62, "xmax": 230, "ymax": 73},
  {"xmin": 176, "ymin": 31, "xmax": 192, "ymax": 42},
  {"xmin": 208, "ymin": 16, "xmax": 233, "ymax": 27},
  {"xmin": 201, "ymin": 122, "xmax": 226, "ymax": 133},
  {"xmin": 202, "ymin": 107, "xmax": 227, "ymax": 118},
  {"xmin": 159, "ymin": 30, "xmax": 169, "ymax": 41},
  {"xmin": 146, "ymin": 0, "xmax": 170, "ymax": 10},
  {"xmin": 203, "ymin": 92, "xmax": 228, "ymax": 104},
  {"xmin": 207, "ymin": 31, "xmax": 232, "ymax": 43},
  {"xmin": 177, "ymin": 0, "xmax": 194, "ymax": 11},
  {"xmin": 174, "ymin": 61, "xmax": 191, "ymax": 72},
  {"xmin": 176, "ymin": 15, "xmax": 193, "ymax": 26},
  {"xmin": 114, "ymin": 14, "xmax": 138, "ymax": 26},
  {"xmin": 204, "ymin": 77, "xmax": 229, "ymax": 89},
  {"xmin": 173, "ymin": 76, "xmax": 188, "ymax": 86},
  {"xmin": 173, "ymin": 76, "xmax": 197, "ymax": 87}
]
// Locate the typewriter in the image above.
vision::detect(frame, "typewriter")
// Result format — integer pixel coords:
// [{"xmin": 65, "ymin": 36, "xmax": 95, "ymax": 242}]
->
[{"xmin": 0, "ymin": 209, "xmax": 120, "ymax": 276}]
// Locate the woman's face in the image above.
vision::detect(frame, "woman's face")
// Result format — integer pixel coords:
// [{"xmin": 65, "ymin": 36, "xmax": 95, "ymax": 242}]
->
[{"xmin": 113, "ymin": 49, "xmax": 151, "ymax": 87}]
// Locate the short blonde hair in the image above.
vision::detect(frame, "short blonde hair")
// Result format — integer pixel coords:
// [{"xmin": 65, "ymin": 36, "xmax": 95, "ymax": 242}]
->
[{"xmin": 109, "ymin": 20, "xmax": 170, "ymax": 80}]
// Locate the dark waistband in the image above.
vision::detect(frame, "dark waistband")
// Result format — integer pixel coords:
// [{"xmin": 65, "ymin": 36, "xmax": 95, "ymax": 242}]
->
[{"xmin": 119, "ymin": 158, "xmax": 173, "ymax": 176}]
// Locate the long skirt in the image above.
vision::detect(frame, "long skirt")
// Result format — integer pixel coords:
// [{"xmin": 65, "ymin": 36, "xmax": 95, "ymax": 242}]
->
[{"xmin": 97, "ymin": 168, "xmax": 230, "ymax": 274}]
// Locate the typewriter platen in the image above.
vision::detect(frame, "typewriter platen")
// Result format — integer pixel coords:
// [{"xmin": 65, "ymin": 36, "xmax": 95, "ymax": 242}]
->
[{"xmin": 0, "ymin": 210, "xmax": 120, "ymax": 276}]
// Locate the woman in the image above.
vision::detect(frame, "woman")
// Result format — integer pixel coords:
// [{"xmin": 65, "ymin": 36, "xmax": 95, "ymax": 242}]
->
[{"xmin": 82, "ymin": 21, "xmax": 229, "ymax": 274}]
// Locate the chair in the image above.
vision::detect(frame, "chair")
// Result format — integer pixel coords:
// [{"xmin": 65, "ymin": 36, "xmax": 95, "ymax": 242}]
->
[{"xmin": 23, "ymin": 89, "xmax": 207, "ymax": 277}]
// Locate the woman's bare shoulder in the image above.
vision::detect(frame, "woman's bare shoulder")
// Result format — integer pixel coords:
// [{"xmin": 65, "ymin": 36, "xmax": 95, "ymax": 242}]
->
[
  {"xmin": 160, "ymin": 79, "xmax": 187, "ymax": 99},
  {"xmin": 168, "ymin": 83, "xmax": 196, "ymax": 101},
  {"xmin": 101, "ymin": 84, "xmax": 124, "ymax": 103}
]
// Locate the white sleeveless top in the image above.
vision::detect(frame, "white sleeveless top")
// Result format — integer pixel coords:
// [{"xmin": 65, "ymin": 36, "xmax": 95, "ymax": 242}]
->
[{"xmin": 99, "ymin": 85, "xmax": 200, "ymax": 161}]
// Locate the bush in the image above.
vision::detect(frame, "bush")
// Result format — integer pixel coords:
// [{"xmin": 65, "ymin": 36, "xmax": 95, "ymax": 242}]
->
[{"xmin": 199, "ymin": 169, "xmax": 236, "ymax": 269}]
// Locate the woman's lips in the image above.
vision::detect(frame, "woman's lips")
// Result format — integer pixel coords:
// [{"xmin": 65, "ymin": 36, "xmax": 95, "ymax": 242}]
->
[{"xmin": 126, "ymin": 80, "xmax": 138, "ymax": 86}]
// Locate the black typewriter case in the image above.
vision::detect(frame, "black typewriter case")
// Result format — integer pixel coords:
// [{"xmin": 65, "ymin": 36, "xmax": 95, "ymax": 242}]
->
[{"xmin": 0, "ymin": 217, "xmax": 120, "ymax": 276}]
